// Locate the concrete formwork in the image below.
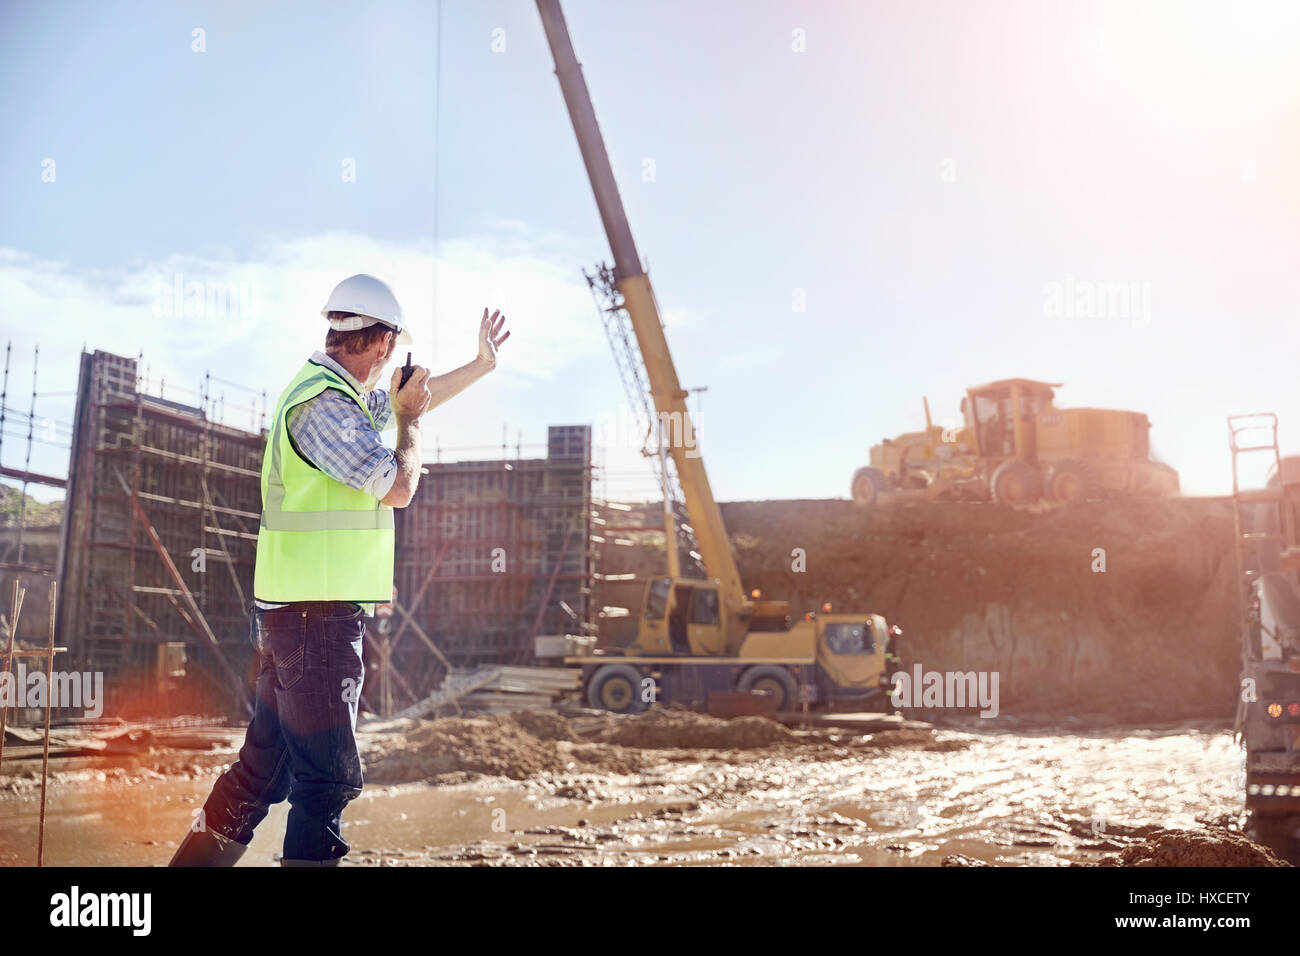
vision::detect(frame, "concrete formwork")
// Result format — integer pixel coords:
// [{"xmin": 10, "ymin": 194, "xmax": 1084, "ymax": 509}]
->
[{"xmin": 381, "ymin": 426, "xmax": 594, "ymax": 711}]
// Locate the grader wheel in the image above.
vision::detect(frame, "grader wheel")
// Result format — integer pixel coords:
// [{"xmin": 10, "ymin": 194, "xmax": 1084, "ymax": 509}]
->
[{"xmin": 990, "ymin": 459, "xmax": 1043, "ymax": 504}]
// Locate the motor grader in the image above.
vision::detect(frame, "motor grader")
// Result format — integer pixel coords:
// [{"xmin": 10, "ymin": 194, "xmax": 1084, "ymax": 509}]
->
[{"xmin": 851, "ymin": 378, "xmax": 1179, "ymax": 505}]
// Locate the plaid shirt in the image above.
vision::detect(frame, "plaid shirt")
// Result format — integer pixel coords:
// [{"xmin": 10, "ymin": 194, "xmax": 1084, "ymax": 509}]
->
[
  {"xmin": 255, "ymin": 351, "xmax": 397, "ymax": 611},
  {"xmin": 286, "ymin": 351, "xmax": 396, "ymax": 493}
]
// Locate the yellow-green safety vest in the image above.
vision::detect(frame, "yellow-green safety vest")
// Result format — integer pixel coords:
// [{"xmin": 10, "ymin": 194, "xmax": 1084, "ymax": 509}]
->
[{"xmin": 253, "ymin": 359, "xmax": 394, "ymax": 603}]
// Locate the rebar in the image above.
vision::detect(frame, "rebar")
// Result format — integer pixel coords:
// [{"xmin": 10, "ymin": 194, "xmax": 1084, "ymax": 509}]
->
[
  {"xmin": 0, "ymin": 580, "xmax": 25, "ymax": 772},
  {"xmin": 38, "ymin": 579, "xmax": 56, "ymax": 866}
]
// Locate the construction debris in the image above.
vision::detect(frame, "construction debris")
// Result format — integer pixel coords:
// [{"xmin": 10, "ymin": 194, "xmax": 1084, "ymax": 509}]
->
[{"xmin": 1, "ymin": 716, "xmax": 234, "ymax": 762}]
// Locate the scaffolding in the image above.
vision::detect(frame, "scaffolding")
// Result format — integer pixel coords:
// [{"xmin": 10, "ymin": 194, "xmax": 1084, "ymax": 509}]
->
[
  {"xmin": 1, "ymin": 342, "xmax": 73, "ymax": 684},
  {"xmin": 57, "ymin": 350, "xmax": 266, "ymax": 715}
]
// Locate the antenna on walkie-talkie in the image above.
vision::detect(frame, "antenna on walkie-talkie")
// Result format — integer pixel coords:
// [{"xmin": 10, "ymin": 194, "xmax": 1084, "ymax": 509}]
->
[{"xmin": 400, "ymin": 352, "xmax": 413, "ymax": 387}]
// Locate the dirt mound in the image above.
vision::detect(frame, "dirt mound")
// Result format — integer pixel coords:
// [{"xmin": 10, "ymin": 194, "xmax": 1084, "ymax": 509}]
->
[
  {"xmin": 718, "ymin": 497, "xmax": 1238, "ymax": 720},
  {"xmin": 581, "ymin": 706, "xmax": 798, "ymax": 749},
  {"xmin": 503, "ymin": 710, "xmax": 578, "ymax": 743},
  {"xmin": 1094, "ymin": 827, "xmax": 1290, "ymax": 867},
  {"xmin": 363, "ymin": 712, "xmax": 647, "ymax": 783},
  {"xmin": 855, "ymin": 729, "xmax": 967, "ymax": 751},
  {"xmin": 363, "ymin": 707, "xmax": 887, "ymax": 783}
]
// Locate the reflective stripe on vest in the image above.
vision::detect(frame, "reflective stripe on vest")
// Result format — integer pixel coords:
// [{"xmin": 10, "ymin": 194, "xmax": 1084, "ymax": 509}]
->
[
  {"xmin": 261, "ymin": 509, "xmax": 393, "ymax": 531},
  {"xmin": 253, "ymin": 360, "xmax": 395, "ymax": 603}
]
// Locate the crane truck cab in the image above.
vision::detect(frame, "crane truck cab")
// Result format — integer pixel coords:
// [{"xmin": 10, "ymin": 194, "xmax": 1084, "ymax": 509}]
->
[{"xmin": 570, "ymin": 575, "xmax": 895, "ymax": 715}]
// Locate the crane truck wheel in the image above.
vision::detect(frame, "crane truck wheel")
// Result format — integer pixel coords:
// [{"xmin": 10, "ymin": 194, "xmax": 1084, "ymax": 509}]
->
[
  {"xmin": 851, "ymin": 467, "xmax": 888, "ymax": 505},
  {"xmin": 586, "ymin": 664, "xmax": 649, "ymax": 714},
  {"xmin": 737, "ymin": 665, "xmax": 799, "ymax": 712},
  {"xmin": 1047, "ymin": 460, "xmax": 1101, "ymax": 503},
  {"xmin": 990, "ymin": 459, "xmax": 1043, "ymax": 504}
]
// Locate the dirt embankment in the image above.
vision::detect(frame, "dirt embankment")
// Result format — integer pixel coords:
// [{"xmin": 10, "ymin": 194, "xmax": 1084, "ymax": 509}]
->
[{"xmin": 716, "ymin": 497, "xmax": 1238, "ymax": 721}]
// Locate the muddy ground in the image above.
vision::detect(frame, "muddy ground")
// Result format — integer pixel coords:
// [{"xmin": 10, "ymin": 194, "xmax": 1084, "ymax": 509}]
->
[
  {"xmin": 1, "ymin": 496, "xmax": 1285, "ymax": 866},
  {"xmin": 1, "ymin": 708, "xmax": 1292, "ymax": 867}
]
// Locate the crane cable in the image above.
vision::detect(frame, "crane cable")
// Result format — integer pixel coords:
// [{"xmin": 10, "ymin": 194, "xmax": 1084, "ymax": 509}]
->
[{"xmin": 432, "ymin": 0, "xmax": 442, "ymax": 348}]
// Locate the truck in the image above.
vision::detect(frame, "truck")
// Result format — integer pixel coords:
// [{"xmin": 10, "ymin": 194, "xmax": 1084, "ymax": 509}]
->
[
  {"xmin": 852, "ymin": 378, "xmax": 1179, "ymax": 505},
  {"xmin": 536, "ymin": 0, "xmax": 895, "ymax": 714},
  {"xmin": 1228, "ymin": 413, "xmax": 1300, "ymax": 854}
]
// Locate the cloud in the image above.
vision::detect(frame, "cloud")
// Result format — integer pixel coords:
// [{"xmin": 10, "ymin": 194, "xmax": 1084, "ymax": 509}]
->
[
  {"xmin": 0, "ymin": 224, "xmax": 605, "ymax": 394},
  {"xmin": 660, "ymin": 305, "xmax": 707, "ymax": 330},
  {"xmin": 0, "ymin": 227, "xmax": 627, "ymax": 496}
]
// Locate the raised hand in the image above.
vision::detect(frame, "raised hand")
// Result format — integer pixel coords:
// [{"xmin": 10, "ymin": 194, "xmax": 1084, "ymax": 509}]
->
[{"xmin": 478, "ymin": 308, "xmax": 511, "ymax": 367}]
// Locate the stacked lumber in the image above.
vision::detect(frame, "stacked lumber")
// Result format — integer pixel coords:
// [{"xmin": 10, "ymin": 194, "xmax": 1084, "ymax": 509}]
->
[
  {"xmin": 358, "ymin": 667, "xmax": 584, "ymax": 727},
  {"xmin": 458, "ymin": 666, "xmax": 581, "ymax": 715},
  {"xmin": 382, "ymin": 666, "xmax": 504, "ymax": 722}
]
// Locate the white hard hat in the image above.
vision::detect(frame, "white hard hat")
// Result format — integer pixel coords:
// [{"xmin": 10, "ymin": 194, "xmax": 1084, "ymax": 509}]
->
[{"xmin": 320, "ymin": 274, "xmax": 412, "ymax": 344}]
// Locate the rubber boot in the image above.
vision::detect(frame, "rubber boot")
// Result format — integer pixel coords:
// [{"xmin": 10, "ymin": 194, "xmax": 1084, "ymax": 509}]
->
[
  {"xmin": 168, "ymin": 827, "xmax": 248, "ymax": 867},
  {"xmin": 280, "ymin": 857, "xmax": 341, "ymax": 866}
]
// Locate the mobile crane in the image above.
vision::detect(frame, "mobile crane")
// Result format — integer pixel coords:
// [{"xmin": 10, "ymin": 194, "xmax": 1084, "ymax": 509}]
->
[{"xmin": 536, "ymin": 0, "xmax": 895, "ymax": 714}]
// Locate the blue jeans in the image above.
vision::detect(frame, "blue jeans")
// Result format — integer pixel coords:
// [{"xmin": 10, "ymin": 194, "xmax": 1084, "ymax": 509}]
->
[{"xmin": 201, "ymin": 601, "xmax": 366, "ymax": 862}]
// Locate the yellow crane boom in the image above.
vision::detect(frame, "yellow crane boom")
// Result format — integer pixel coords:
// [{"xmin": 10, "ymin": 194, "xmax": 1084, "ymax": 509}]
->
[{"xmin": 536, "ymin": 0, "xmax": 749, "ymax": 620}]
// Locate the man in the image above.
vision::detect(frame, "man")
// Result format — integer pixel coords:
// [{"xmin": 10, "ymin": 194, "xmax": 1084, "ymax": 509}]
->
[{"xmin": 168, "ymin": 273, "xmax": 510, "ymax": 866}]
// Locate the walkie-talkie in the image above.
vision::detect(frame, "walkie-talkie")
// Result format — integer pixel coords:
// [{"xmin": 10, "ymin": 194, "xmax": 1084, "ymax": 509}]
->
[{"xmin": 399, "ymin": 352, "xmax": 413, "ymax": 388}]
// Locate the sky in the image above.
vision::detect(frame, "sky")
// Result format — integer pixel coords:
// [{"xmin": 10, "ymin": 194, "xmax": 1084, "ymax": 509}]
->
[{"xmin": 1, "ymin": 0, "xmax": 1298, "ymax": 504}]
